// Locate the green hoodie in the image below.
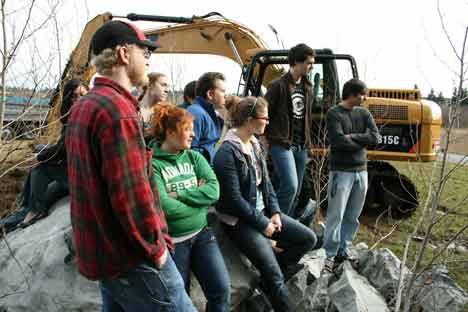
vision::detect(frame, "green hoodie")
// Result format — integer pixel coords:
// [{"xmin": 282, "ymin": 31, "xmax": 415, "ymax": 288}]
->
[{"xmin": 150, "ymin": 142, "xmax": 220, "ymax": 237}]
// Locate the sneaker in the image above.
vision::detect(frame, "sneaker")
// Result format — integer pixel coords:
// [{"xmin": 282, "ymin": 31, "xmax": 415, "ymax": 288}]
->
[
  {"xmin": 335, "ymin": 249, "xmax": 359, "ymax": 268},
  {"xmin": 321, "ymin": 257, "xmax": 335, "ymax": 275}
]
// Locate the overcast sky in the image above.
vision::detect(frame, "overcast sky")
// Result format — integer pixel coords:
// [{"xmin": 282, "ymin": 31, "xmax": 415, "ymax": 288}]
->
[{"xmin": 8, "ymin": 0, "xmax": 468, "ymax": 97}]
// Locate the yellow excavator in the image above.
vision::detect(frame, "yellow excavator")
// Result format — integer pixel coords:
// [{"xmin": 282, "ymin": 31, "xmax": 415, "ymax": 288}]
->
[{"xmin": 47, "ymin": 12, "xmax": 442, "ymax": 218}]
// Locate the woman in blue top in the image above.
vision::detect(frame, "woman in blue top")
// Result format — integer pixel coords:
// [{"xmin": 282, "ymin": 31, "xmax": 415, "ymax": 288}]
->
[{"xmin": 213, "ymin": 96, "xmax": 317, "ymax": 312}]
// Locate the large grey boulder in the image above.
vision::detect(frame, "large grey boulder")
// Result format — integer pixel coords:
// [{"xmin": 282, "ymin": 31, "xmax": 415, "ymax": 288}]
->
[
  {"xmin": 414, "ymin": 265, "xmax": 468, "ymax": 312},
  {"xmin": 292, "ymin": 271, "xmax": 334, "ymax": 312},
  {"xmin": 0, "ymin": 203, "xmax": 259, "ymax": 312},
  {"xmin": 357, "ymin": 248, "xmax": 410, "ymax": 305},
  {"xmin": 329, "ymin": 262, "xmax": 390, "ymax": 312},
  {"xmin": 286, "ymin": 266, "xmax": 310, "ymax": 310},
  {"xmin": 0, "ymin": 197, "xmax": 101, "ymax": 312},
  {"xmin": 299, "ymin": 248, "xmax": 326, "ymax": 281},
  {"xmin": 2, "ymin": 198, "xmax": 467, "ymax": 312}
]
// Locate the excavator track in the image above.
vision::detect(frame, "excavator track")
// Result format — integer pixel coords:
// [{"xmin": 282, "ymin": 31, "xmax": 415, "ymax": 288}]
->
[{"xmin": 365, "ymin": 161, "xmax": 418, "ymax": 218}]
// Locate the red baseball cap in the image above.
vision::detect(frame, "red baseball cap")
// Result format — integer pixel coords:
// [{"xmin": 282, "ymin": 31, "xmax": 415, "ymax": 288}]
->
[{"xmin": 90, "ymin": 20, "xmax": 160, "ymax": 56}]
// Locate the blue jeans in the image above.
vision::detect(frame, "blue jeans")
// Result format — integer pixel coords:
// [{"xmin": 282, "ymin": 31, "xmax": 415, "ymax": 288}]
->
[
  {"xmin": 269, "ymin": 144, "xmax": 308, "ymax": 217},
  {"xmin": 323, "ymin": 171, "xmax": 368, "ymax": 258},
  {"xmin": 0, "ymin": 167, "xmax": 68, "ymax": 232},
  {"xmin": 29, "ymin": 163, "xmax": 68, "ymax": 214},
  {"xmin": 172, "ymin": 227, "xmax": 230, "ymax": 312},
  {"xmin": 0, "ymin": 207, "xmax": 28, "ymax": 232},
  {"xmin": 99, "ymin": 255, "xmax": 196, "ymax": 312},
  {"xmin": 223, "ymin": 214, "xmax": 316, "ymax": 311}
]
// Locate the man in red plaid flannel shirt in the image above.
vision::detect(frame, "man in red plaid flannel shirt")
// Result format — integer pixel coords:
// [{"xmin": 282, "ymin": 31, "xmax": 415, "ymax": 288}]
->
[{"xmin": 66, "ymin": 20, "xmax": 196, "ymax": 311}]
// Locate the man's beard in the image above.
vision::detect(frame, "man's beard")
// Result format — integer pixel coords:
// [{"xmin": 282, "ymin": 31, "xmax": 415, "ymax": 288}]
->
[{"xmin": 127, "ymin": 62, "xmax": 148, "ymax": 88}]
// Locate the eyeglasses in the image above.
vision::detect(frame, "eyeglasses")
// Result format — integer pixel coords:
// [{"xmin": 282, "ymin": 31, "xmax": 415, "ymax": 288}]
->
[
  {"xmin": 124, "ymin": 44, "xmax": 151, "ymax": 59},
  {"xmin": 141, "ymin": 49, "xmax": 151, "ymax": 59}
]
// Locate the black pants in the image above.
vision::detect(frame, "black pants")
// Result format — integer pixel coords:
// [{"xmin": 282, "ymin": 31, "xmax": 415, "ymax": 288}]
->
[{"xmin": 223, "ymin": 214, "xmax": 316, "ymax": 312}]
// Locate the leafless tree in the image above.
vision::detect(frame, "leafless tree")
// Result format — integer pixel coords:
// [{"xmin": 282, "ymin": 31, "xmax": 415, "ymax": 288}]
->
[
  {"xmin": 0, "ymin": 0, "xmax": 73, "ymax": 303},
  {"xmin": 393, "ymin": 1, "xmax": 468, "ymax": 311},
  {"xmin": 167, "ymin": 54, "xmax": 186, "ymax": 104},
  {"xmin": 0, "ymin": 0, "xmax": 61, "ymax": 145}
]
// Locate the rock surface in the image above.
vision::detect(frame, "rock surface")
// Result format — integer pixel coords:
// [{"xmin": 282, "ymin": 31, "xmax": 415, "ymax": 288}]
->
[
  {"xmin": 357, "ymin": 248, "xmax": 409, "ymax": 305},
  {"xmin": 0, "ymin": 197, "xmax": 101, "ymax": 312},
  {"xmin": 1, "ymin": 200, "xmax": 467, "ymax": 312},
  {"xmin": 0, "ymin": 200, "xmax": 259, "ymax": 312},
  {"xmin": 414, "ymin": 265, "xmax": 468, "ymax": 312},
  {"xmin": 329, "ymin": 262, "xmax": 390, "ymax": 312},
  {"xmin": 299, "ymin": 248, "xmax": 326, "ymax": 281}
]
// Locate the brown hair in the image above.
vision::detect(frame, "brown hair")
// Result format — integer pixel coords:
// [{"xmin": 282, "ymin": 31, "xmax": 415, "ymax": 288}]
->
[
  {"xmin": 288, "ymin": 43, "xmax": 315, "ymax": 67},
  {"xmin": 138, "ymin": 72, "xmax": 168, "ymax": 102},
  {"xmin": 148, "ymin": 72, "xmax": 166, "ymax": 85},
  {"xmin": 195, "ymin": 72, "xmax": 225, "ymax": 98},
  {"xmin": 226, "ymin": 96, "xmax": 268, "ymax": 128},
  {"xmin": 150, "ymin": 103, "xmax": 194, "ymax": 142}
]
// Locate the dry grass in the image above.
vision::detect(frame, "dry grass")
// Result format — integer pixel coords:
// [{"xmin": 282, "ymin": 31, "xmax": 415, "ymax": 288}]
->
[
  {"xmin": 0, "ymin": 140, "xmax": 36, "ymax": 217},
  {"xmin": 442, "ymin": 128, "xmax": 468, "ymax": 155}
]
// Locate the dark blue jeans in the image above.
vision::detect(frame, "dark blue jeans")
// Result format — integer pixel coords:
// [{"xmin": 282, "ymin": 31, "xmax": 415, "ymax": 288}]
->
[
  {"xmin": 28, "ymin": 162, "xmax": 68, "ymax": 214},
  {"xmin": 270, "ymin": 144, "xmax": 308, "ymax": 217},
  {"xmin": 172, "ymin": 227, "xmax": 231, "ymax": 312},
  {"xmin": 0, "ymin": 164, "xmax": 68, "ymax": 232},
  {"xmin": 223, "ymin": 214, "xmax": 316, "ymax": 312},
  {"xmin": 100, "ymin": 255, "xmax": 196, "ymax": 312}
]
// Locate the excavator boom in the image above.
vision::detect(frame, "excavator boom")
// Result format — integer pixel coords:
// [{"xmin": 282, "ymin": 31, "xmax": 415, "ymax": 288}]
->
[{"xmin": 47, "ymin": 11, "xmax": 280, "ymax": 132}]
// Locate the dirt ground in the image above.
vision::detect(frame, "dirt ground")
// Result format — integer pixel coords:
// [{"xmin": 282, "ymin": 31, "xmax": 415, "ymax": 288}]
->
[
  {"xmin": 0, "ymin": 141, "xmax": 35, "ymax": 218},
  {"xmin": 443, "ymin": 128, "xmax": 468, "ymax": 155}
]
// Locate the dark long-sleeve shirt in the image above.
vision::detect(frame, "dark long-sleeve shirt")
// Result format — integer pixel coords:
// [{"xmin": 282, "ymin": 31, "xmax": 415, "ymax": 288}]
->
[{"xmin": 326, "ymin": 104, "xmax": 379, "ymax": 171}]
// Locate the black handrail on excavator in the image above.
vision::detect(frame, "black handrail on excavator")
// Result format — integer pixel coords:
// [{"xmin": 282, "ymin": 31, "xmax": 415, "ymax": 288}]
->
[
  {"xmin": 120, "ymin": 12, "xmax": 226, "ymax": 24},
  {"xmin": 243, "ymin": 49, "xmax": 360, "ymax": 96}
]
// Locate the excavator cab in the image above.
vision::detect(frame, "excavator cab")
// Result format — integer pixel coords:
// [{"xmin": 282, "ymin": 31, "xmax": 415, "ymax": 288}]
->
[
  {"xmin": 241, "ymin": 48, "xmax": 357, "ymax": 104},
  {"xmin": 241, "ymin": 49, "xmax": 420, "ymax": 218},
  {"xmin": 240, "ymin": 49, "xmax": 358, "ymax": 149}
]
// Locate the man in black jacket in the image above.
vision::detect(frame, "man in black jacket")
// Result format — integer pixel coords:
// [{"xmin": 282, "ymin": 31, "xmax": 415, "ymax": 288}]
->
[
  {"xmin": 265, "ymin": 43, "xmax": 315, "ymax": 218},
  {"xmin": 322, "ymin": 79, "xmax": 379, "ymax": 273}
]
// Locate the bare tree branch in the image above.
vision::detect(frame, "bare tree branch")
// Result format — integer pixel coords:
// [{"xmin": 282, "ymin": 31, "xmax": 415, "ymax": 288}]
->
[{"xmin": 437, "ymin": 0, "xmax": 461, "ymax": 61}]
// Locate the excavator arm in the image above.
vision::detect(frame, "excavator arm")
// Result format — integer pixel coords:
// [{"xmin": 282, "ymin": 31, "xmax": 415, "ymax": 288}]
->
[
  {"xmin": 46, "ymin": 12, "xmax": 281, "ymax": 136},
  {"xmin": 46, "ymin": 13, "xmax": 112, "ymax": 137},
  {"xmin": 142, "ymin": 12, "xmax": 284, "ymax": 88}
]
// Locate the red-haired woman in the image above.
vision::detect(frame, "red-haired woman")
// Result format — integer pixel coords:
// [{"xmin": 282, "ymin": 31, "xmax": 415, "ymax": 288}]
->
[{"xmin": 149, "ymin": 104, "xmax": 230, "ymax": 312}]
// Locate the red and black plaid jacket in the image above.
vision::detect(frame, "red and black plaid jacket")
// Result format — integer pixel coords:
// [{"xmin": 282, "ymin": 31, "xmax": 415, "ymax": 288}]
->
[{"xmin": 66, "ymin": 77, "xmax": 173, "ymax": 280}]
